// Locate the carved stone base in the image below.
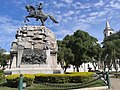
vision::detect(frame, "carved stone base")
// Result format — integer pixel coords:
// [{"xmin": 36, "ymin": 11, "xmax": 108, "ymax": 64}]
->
[{"xmin": 5, "ymin": 26, "xmax": 63, "ymax": 75}]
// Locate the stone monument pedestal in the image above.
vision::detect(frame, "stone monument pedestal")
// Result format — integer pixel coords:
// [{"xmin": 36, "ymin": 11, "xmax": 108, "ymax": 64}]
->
[
  {"xmin": 5, "ymin": 64, "xmax": 63, "ymax": 74},
  {"xmin": 4, "ymin": 26, "xmax": 63, "ymax": 74}
]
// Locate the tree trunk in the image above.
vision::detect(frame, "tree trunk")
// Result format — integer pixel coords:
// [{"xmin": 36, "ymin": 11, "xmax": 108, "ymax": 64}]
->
[
  {"xmin": 104, "ymin": 61, "xmax": 106, "ymax": 72},
  {"xmin": 64, "ymin": 65, "xmax": 69, "ymax": 73},
  {"xmin": 73, "ymin": 65, "xmax": 75, "ymax": 72},
  {"xmin": 92, "ymin": 62, "xmax": 97, "ymax": 71},
  {"xmin": 114, "ymin": 59, "xmax": 118, "ymax": 74},
  {"xmin": 76, "ymin": 66, "xmax": 79, "ymax": 72},
  {"xmin": 64, "ymin": 67, "xmax": 67, "ymax": 73}
]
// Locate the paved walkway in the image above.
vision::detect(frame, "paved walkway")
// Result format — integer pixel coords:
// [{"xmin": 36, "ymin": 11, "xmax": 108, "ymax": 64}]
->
[
  {"xmin": 71, "ymin": 86, "xmax": 108, "ymax": 90},
  {"xmin": 110, "ymin": 78, "xmax": 120, "ymax": 90}
]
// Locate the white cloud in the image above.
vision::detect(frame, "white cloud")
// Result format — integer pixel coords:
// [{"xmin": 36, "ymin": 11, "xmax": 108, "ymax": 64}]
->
[
  {"xmin": 98, "ymin": 11, "xmax": 108, "ymax": 17},
  {"xmin": 94, "ymin": 0, "xmax": 104, "ymax": 7},
  {"xmin": 2, "ymin": 0, "xmax": 120, "ymax": 49},
  {"xmin": 80, "ymin": 3, "xmax": 92, "ymax": 9},
  {"xmin": 89, "ymin": 12, "xmax": 99, "ymax": 16},
  {"xmin": 0, "ymin": 16, "xmax": 22, "ymax": 50},
  {"xmin": 57, "ymin": 15, "xmax": 63, "ymax": 22},
  {"xmin": 54, "ymin": 26, "xmax": 74, "ymax": 40},
  {"xmin": 63, "ymin": 10, "xmax": 74, "ymax": 17},
  {"xmin": 0, "ymin": 16, "xmax": 22, "ymax": 33},
  {"xmin": 110, "ymin": 1, "xmax": 120, "ymax": 9},
  {"xmin": 75, "ymin": 10, "xmax": 81, "ymax": 15},
  {"xmin": 54, "ymin": 18, "xmax": 90, "ymax": 40},
  {"xmin": 53, "ymin": 1, "xmax": 65, "ymax": 8},
  {"xmin": 89, "ymin": 10, "xmax": 108, "ymax": 17},
  {"xmin": 85, "ymin": 16, "xmax": 96, "ymax": 23},
  {"xmin": 80, "ymin": 15, "xmax": 87, "ymax": 18},
  {"xmin": 105, "ymin": 1, "xmax": 120, "ymax": 9},
  {"xmin": 55, "ymin": 29, "xmax": 72, "ymax": 36},
  {"xmin": 62, "ymin": 0, "xmax": 73, "ymax": 3},
  {"xmin": 72, "ymin": 2, "xmax": 93, "ymax": 9},
  {"xmin": 62, "ymin": 19, "xmax": 68, "ymax": 22},
  {"xmin": 56, "ymin": 11, "xmax": 61, "ymax": 14},
  {"xmin": 73, "ymin": 23, "xmax": 90, "ymax": 31}
]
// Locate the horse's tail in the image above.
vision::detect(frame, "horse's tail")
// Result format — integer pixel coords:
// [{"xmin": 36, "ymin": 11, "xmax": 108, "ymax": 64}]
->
[{"xmin": 48, "ymin": 15, "xmax": 58, "ymax": 23}]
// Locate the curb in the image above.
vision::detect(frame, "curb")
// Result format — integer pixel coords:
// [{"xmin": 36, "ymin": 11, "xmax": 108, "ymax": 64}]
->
[{"xmin": 71, "ymin": 86, "xmax": 108, "ymax": 90}]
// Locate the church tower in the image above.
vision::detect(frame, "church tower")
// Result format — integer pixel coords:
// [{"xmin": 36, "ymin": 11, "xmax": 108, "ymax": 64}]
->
[{"xmin": 103, "ymin": 20, "xmax": 114, "ymax": 38}]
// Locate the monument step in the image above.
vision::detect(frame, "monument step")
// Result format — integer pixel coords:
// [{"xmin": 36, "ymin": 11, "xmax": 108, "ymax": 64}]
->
[
  {"xmin": 20, "ymin": 64, "xmax": 59, "ymax": 68},
  {"xmin": 4, "ymin": 67, "xmax": 63, "ymax": 74}
]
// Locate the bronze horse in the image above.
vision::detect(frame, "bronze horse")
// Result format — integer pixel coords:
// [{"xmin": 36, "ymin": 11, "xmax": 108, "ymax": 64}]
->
[{"xmin": 24, "ymin": 3, "xmax": 58, "ymax": 26}]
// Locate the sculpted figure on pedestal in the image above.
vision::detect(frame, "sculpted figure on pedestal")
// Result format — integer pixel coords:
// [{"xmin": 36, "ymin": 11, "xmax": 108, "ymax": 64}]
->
[{"xmin": 25, "ymin": 3, "xmax": 58, "ymax": 26}]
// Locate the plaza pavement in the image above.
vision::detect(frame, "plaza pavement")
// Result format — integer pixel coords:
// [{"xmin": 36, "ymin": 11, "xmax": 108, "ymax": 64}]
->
[{"xmin": 110, "ymin": 78, "xmax": 120, "ymax": 90}]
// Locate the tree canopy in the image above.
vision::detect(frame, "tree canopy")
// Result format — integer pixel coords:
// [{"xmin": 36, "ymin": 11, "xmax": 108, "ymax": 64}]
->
[
  {"xmin": 57, "ymin": 30, "xmax": 101, "ymax": 72},
  {"xmin": 0, "ymin": 47, "xmax": 10, "ymax": 69}
]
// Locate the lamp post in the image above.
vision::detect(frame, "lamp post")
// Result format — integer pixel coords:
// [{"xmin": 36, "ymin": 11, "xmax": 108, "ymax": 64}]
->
[{"xmin": 18, "ymin": 74, "xmax": 23, "ymax": 90}]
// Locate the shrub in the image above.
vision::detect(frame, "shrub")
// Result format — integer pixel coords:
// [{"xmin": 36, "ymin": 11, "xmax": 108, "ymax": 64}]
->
[
  {"xmin": 6, "ymin": 74, "xmax": 35, "ymax": 87},
  {"xmin": 35, "ymin": 74, "xmax": 69, "ymax": 83},
  {"xmin": 0, "ymin": 70, "xmax": 5, "ymax": 83},
  {"xmin": 35, "ymin": 72, "xmax": 93, "ymax": 83}
]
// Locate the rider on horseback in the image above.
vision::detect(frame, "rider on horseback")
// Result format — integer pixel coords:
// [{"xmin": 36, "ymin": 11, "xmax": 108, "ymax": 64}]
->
[
  {"xmin": 25, "ymin": 3, "xmax": 58, "ymax": 26},
  {"xmin": 36, "ymin": 3, "xmax": 43, "ymax": 20}
]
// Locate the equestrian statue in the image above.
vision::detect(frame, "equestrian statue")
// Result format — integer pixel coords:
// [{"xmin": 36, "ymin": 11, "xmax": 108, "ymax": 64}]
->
[{"xmin": 25, "ymin": 3, "xmax": 58, "ymax": 26}]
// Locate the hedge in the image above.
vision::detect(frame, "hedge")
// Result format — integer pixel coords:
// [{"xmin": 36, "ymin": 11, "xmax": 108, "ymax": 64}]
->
[
  {"xmin": 5, "ymin": 72, "xmax": 93, "ymax": 87},
  {"xmin": 35, "ymin": 72, "xmax": 93, "ymax": 83},
  {"xmin": 0, "ymin": 70, "xmax": 4, "ymax": 83},
  {"xmin": 6, "ymin": 74, "xmax": 35, "ymax": 87}
]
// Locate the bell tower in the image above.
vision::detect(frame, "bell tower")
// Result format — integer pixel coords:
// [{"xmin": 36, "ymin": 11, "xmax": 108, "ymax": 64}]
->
[{"xmin": 103, "ymin": 20, "xmax": 114, "ymax": 38}]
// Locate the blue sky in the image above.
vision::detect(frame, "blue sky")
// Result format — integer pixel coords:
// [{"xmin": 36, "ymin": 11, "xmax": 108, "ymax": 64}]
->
[{"xmin": 0, "ymin": 0, "xmax": 120, "ymax": 51}]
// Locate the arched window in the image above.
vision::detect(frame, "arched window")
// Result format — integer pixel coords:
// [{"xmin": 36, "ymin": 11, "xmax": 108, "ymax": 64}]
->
[{"xmin": 110, "ymin": 32, "xmax": 112, "ymax": 35}]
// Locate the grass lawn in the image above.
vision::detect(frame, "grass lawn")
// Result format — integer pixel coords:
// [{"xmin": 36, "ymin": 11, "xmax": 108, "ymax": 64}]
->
[
  {"xmin": 27, "ymin": 79, "xmax": 106, "ymax": 90},
  {"xmin": 0, "ymin": 87, "xmax": 17, "ymax": 90},
  {"xmin": 0, "ymin": 79, "xmax": 106, "ymax": 90}
]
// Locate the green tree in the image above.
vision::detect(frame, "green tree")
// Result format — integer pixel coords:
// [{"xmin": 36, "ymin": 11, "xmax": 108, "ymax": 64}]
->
[
  {"xmin": 57, "ymin": 41, "xmax": 74, "ymax": 72},
  {"xmin": 62, "ymin": 30, "xmax": 101, "ymax": 72},
  {"xmin": 0, "ymin": 47, "xmax": 6, "ymax": 64},
  {"xmin": 88, "ymin": 42, "xmax": 102, "ymax": 71},
  {"xmin": 0, "ymin": 47, "xmax": 10, "ymax": 69}
]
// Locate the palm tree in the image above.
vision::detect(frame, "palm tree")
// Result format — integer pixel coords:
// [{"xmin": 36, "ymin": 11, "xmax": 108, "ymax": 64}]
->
[{"xmin": 101, "ymin": 31, "xmax": 120, "ymax": 72}]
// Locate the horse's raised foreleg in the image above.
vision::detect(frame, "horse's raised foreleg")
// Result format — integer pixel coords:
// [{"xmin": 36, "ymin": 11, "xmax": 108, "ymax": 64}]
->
[
  {"xmin": 26, "ymin": 16, "xmax": 30, "ymax": 22},
  {"xmin": 36, "ymin": 18, "xmax": 39, "ymax": 21},
  {"xmin": 24, "ymin": 16, "xmax": 30, "ymax": 23},
  {"xmin": 24, "ymin": 18, "xmax": 26, "ymax": 23}
]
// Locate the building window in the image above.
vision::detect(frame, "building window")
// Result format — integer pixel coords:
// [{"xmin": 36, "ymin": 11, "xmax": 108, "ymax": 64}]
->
[{"xmin": 110, "ymin": 32, "xmax": 112, "ymax": 35}]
